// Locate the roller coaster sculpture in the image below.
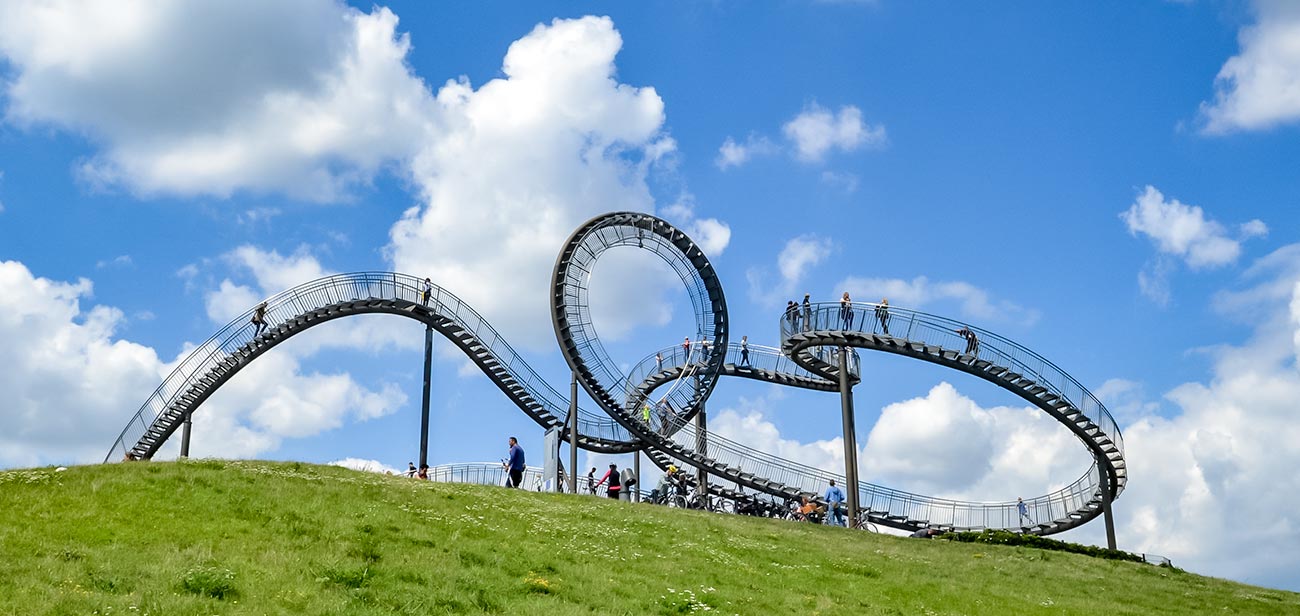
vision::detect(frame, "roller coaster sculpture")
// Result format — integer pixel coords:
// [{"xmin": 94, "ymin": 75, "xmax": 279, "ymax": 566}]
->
[{"xmin": 108, "ymin": 212, "xmax": 1125, "ymax": 543}]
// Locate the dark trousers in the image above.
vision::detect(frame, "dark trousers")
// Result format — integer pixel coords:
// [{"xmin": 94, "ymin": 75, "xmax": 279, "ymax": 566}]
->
[
  {"xmin": 507, "ymin": 469, "xmax": 523, "ymax": 488},
  {"xmin": 607, "ymin": 488, "xmax": 620, "ymax": 499}
]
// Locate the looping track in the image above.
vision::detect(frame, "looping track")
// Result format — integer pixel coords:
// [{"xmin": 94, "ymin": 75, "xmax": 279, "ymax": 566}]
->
[{"xmin": 109, "ymin": 212, "xmax": 1124, "ymax": 535}]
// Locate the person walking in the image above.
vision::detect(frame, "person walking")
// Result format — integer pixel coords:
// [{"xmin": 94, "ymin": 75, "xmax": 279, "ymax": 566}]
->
[
  {"xmin": 421, "ymin": 277, "xmax": 433, "ymax": 306},
  {"xmin": 875, "ymin": 298, "xmax": 890, "ymax": 335},
  {"xmin": 504, "ymin": 437, "xmax": 525, "ymax": 488},
  {"xmin": 956, "ymin": 326, "xmax": 979, "ymax": 356},
  {"xmin": 642, "ymin": 403, "xmax": 652, "ymax": 424},
  {"xmin": 1017, "ymin": 497, "xmax": 1032, "ymax": 527},
  {"xmin": 802, "ymin": 294, "xmax": 812, "ymax": 331},
  {"xmin": 586, "ymin": 467, "xmax": 598, "ymax": 494},
  {"xmin": 785, "ymin": 300, "xmax": 799, "ymax": 333},
  {"xmin": 594, "ymin": 463, "xmax": 622, "ymax": 499},
  {"xmin": 406, "ymin": 462, "xmax": 417, "ymax": 478},
  {"xmin": 840, "ymin": 292, "xmax": 854, "ymax": 330},
  {"xmin": 251, "ymin": 302, "xmax": 269, "ymax": 336},
  {"xmin": 739, "ymin": 335, "xmax": 750, "ymax": 366},
  {"xmin": 824, "ymin": 479, "xmax": 847, "ymax": 527}
]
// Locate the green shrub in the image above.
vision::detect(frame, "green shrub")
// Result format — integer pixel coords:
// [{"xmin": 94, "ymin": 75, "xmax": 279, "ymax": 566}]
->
[
  {"xmin": 940, "ymin": 530, "xmax": 1145, "ymax": 563},
  {"xmin": 178, "ymin": 565, "xmax": 238, "ymax": 599}
]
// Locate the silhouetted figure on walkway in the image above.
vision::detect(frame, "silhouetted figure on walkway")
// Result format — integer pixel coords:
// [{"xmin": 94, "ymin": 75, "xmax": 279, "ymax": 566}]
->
[
  {"xmin": 786, "ymin": 300, "xmax": 799, "ymax": 332},
  {"xmin": 682, "ymin": 336, "xmax": 691, "ymax": 358},
  {"xmin": 504, "ymin": 436, "xmax": 525, "ymax": 488},
  {"xmin": 1017, "ymin": 497, "xmax": 1032, "ymax": 527},
  {"xmin": 740, "ymin": 335, "xmax": 750, "ymax": 366},
  {"xmin": 875, "ymin": 298, "xmax": 890, "ymax": 335},
  {"xmin": 956, "ymin": 326, "xmax": 979, "ymax": 356},
  {"xmin": 802, "ymin": 294, "xmax": 812, "ymax": 331},
  {"xmin": 840, "ymin": 292, "xmax": 854, "ymax": 329},
  {"xmin": 656, "ymin": 351, "xmax": 663, "ymax": 372},
  {"xmin": 251, "ymin": 302, "xmax": 269, "ymax": 336},
  {"xmin": 421, "ymin": 277, "xmax": 432, "ymax": 306}
]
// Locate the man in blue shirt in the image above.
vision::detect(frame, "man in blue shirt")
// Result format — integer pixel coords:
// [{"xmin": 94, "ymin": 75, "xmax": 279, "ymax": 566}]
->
[
  {"xmin": 824, "ymin": 479, "xmax": 846, "ymax": 527},
  {"xmin": 505, "ymin": 437, "xmax": 525, "ymax": 488}
]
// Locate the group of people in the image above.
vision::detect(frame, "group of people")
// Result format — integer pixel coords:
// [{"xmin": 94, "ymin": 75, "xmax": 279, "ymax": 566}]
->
[{"xmin": 784, "ymin": 294, "xmax": 894, "ymax": 334}]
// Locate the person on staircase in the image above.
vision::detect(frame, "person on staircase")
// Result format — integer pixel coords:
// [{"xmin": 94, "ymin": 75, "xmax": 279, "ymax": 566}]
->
[
  {"xmin": 802, "ymin": 294, "xmax": 812, "ymax": 331},
  {"xmin": 421, "ymin": 277, "xmax": 433, "ymax": 306},
  {"xmin": 251, "ymin": 302, "xmax": 269, "ymax": 336},
  {"xmin": 740, "ymin": 335, "xmax": 750, "ymax": 366},
  {"xmin": 956, "ymin": 326, "xmax": 979, "ymax": 356},
  {"xmin": 875, "ymin": 298, "xmax": 890, "ymax": 335},
  {"xmin": 840, "ymin": 292, "xmax": 855, "ymax": 330}
]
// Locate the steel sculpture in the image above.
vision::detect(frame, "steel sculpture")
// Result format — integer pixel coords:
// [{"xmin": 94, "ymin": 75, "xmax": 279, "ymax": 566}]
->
[{"xmin": 107, "ymin": 212, "xmax": 1124, "ymax": 541}]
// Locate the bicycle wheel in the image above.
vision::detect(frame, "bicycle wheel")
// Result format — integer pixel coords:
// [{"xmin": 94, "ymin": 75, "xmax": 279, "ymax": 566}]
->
[{"xmin": 715, "ymin": 499, "xmax": 734, "ymax": 514}]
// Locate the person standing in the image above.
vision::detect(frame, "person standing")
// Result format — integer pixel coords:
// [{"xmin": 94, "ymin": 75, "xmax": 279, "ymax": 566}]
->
[
  {"xmin": 586, "ymin": 467, "xmax": 598, "ymax": 494},
  {"xmin": 251, "ymin": 302, "xmax": 269, "ymax": 336},
  {"xmin": 504, "ymin": 437, "xmax": 525, "ymax": 488},
  {"xmin": 1017, "ymin": 497, "xmax": 1032, "ymax": 527},
  {"xmin": 956, "ymin": 326, "xmax": 979, "ymax": 356},
  {"xmin": 840, "ymin": 292, "xmax": 854, "ymax": 329},
  {"xmin": 642, "ymin": 403, "xmax": 652, "ymax": 424},
  {"xmin": 875, "ymin": 298, "xmax": 890, "ymax": 335},
  {"xmin": 594, "ymin": 463, "xmax": 622, "ymax": 499},
  {"xmin": 682, "ymin": 336, "xmax": 691, "ymax": 359},
  {"xmin": 802, "ymin": 294, "xmax": 812, "ymax": 331},
  {"xmin": 421, "ymin": 277, "xmax": 433, "ymax": 306},
  {"xmin": 655, "ymin": 351, "xmax": 663, "ymax": 372},
  {"xmin": 824, "ymin": 479, "xmax": 847, "ymax": 527},
  {"xmin": 785, "ymin": 300, "xmax": 799, "ymax": 333},
  {"xmin": 406, "ymin": 462, "xmax": 417, "ymax": 478},
  {"xmin": 740, "ymin": 335, "xmax": 750, "ymax": 366}
]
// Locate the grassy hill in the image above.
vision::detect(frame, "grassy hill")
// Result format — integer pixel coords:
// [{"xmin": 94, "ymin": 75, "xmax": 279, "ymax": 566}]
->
[{"xmin": 1, "ymin": 460, "xmax": 1295, "ymax": 615}]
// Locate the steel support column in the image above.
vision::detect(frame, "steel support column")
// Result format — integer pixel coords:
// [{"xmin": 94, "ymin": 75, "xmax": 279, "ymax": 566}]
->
[
  {"xmin": 838, "ymin": 347, "xmax": 860, "ymax": 527},
  {"xmin": 633, "ymin": 451, "xmax": 641, "ymax": 503},
  {"xmin": 418, "ymin": 324, "xmax": 433, "ymax": 469},
  {"xmin": 179, "ymin": 411, "xmax": 192, "ymax": 458},
  {"xmin": 568, "ymin": 372, "xmax": 578, "ymax": 494},
  {"xmin": 695, "ymin": 402, "xmax": 708, "ymax": 499},
  {"xmin": 1100, "ymin": 460, "xmax": 1117, "ymax": 550}
]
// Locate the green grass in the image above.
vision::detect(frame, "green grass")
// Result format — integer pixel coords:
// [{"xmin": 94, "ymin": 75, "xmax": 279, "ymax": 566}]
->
[{"xmin": 1, "ymin": 460, "xmax": 1296, "ymax": 615}]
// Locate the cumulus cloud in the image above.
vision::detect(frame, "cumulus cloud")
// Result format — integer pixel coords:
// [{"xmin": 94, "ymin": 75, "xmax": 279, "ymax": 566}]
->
[
  {"xmin": 782, "ymin": 102, "xmax": 886, "ymax": 162},
  {"xmin": 747, "ymin": 234, "xmax": 835, "ymax": 305},
  {"xmin": 331, "ymin": 457, "xmax": 403, "ymax": 475},
  {"xmin": 0, "ymin": 0, "xmax": 436, "ymax": 201},
  {"xmin": 387, "ymin": 16, "xmax": 714, "ymax": 350},
  {"xmin": 715, "ymin": 134, "xmax": 777, "ymax": 169},
  {"xmin": 1199, "ymin": 0, "xmax": 1300, "ymax": 134},
  {"xmin": 0, "ymin": 260, "xmax": 407, "ymax": 468},
  {"xmin": 1121, "ymin": 186, "xmax": 1265, "ymax": 270},
  {"xmin": 836, "ymin": 275, "xmax": 1038, "ymax": 325}
]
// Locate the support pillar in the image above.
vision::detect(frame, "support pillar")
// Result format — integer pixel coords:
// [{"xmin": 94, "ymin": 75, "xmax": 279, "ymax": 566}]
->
[
  {"xmin": 418, "ymin": 324, "xmax": 433, "ymax": 469},
  {"xmin": 1100, "ymin": 460, "xmax": 1117, "ymax": 550},
  {"xmin": 695, "ymin": 403, "xmax": 708, "ymax": 499},
  {"xmin": 633, "ymin": 451, "xmax": 641, "ymax": 503},
  {"xmin": 568, "ymin": 372, "xmax": 578, "ymax": 494},
  {"xmin": 838, "ymin": 347, "xmax": 860, "ymax": 527},
  {"xmin": 179, "ymin": 411, "xmax": 192, "ymax": 458}
]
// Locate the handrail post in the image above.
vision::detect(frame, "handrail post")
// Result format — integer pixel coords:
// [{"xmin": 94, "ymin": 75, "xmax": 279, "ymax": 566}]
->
[
  {"xmin": 839, "ymin": 346, "xmax": 860, "ymax": 527},
  {"xmin": 418, "ymin": 324, "xmax": 433, "ymax": 469}
]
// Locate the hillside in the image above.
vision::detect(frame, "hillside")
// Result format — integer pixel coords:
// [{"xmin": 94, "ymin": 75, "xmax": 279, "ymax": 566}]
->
[{"xmin": 0, "ymin": 460, "xmax": 1294, "ymax": 615}]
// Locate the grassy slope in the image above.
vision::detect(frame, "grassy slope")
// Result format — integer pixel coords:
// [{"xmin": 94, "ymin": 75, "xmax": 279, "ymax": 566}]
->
[{"xmin": 0, "ymin": 461, "xmax": 1295, "ymax": 616}]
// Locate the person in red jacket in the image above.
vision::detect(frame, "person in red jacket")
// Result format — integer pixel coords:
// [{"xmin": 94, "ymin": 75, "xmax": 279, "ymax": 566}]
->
[{"xmin": 593, "ymin": 463, "xmax": 622, "ymax": 500}]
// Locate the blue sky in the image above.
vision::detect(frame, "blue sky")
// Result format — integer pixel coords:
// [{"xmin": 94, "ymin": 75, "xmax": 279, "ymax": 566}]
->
[{"xmin": 3, "ymin": 0, "xmax": 1300, "ymax": 591}]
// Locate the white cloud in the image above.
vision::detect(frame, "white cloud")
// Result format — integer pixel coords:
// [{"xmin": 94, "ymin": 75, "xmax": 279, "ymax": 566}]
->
[
  {"xmin": 331, "ymin": 457, "xmax": 402, "ymax": 475},
  {"xmin": 95, "ymin": 255, "xmax": 133, "ymax": 269},
  {"xmin": 819, "ymin": 170, "xmax": 859, "ymax": 193},
  {"xmin": 1121, "ymin": 186, "xmax": 1265, "ymax": 269},
  {"xmin": 747, "ymin": 234, "xmax": 835, "ymax": 305},
  {"xmin": 715, "ymin": 134, "xmax": 777, "ymax": 169},
  {"xmin": 1199, "ymin": 0, "xmax": 1300, "ymax": 134},
  {"xmin": 0, "ymin": 259, "xmax": 408, "ymax": 468},
  {"xmin": 782, "ymin": 102, "xmax": 886, "ymax": 162},
  {"xmin": 386, "ymin": 16, "xmax": 714, "ymax": 350},
  {"xmin": 1137, "ymin": 257, "xmax": 1175, "ymax": 307},
  {"xmin": 836, "ymin": 275, "xmax": 1038, "ymax": 325},
  {"xmin": 0, "ymin": 0, "xmax": 436, "ymax": 201}
]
